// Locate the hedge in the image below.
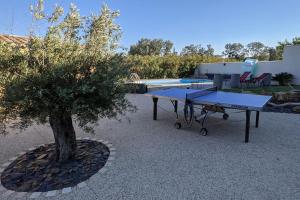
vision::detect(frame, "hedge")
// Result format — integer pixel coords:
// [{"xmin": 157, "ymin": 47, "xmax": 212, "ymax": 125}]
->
[{"xmin": 125, "ymin": 55, "xmax": 234, "ymax": 79}]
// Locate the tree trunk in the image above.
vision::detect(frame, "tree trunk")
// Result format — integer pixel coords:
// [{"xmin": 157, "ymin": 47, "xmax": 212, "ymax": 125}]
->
[{"xmin": 49, "ymin": 114, "xmax": 77, "ymax": 163}]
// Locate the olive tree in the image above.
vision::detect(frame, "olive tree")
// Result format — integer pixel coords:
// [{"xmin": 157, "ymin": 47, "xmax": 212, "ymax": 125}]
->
[{"xmin": 0, "ymin": 1, "xmax": 133, "ymax": 162}]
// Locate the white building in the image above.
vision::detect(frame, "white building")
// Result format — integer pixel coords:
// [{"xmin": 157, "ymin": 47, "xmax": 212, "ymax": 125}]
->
[{"xmin": 196, "ymin": 45, "xmax": 300, "ymax": 84}]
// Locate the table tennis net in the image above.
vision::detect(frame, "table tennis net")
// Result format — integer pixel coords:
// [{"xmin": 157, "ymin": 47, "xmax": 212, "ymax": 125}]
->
[{"xmin": 186, "ymin": 86, "xmax": 217, "ymax": 100}]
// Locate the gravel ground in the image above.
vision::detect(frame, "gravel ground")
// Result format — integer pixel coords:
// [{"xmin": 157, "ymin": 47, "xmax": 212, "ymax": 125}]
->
[{"xmin": 1, "ymin": 94, "xmax": 300, "ymax": 200}]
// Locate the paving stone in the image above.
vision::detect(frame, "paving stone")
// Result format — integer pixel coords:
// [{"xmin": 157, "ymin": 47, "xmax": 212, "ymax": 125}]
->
[
  {"xmin": 83, "ymin": 137, "xmax": 90, "ymax": 140},
  {"xmin": 9, "ymin": 157, "xmax": 17, "ymax": 161},
  {"xmin": 2, "ymin": 162, "xmax": 10, "ymax": 167},
  {"xmin": 97, "ymin": 140, "xmax": 104, "ymax": 142},
  {"xmin": 71, "ymin": 186, "xmax": 78, "ymax": 192},
  {"xmin": 0, "ymin": 168, "xmax": 4, "ymax": 173},
  {"xmin": 15, "ymin": 192, "xmax": 27, "ymax": 199},
  {"xmin": 110, "ymin": 148, "xmax": 116, "ymax": 151},
  {"xmin": 108, "ymin": 156, "xmax": 115, "ymax": 161},
  {"xmin": 101, "ymin": 168, "xmax": 108, "ymax": 175},
  {"xmin": 77, "ymin": 182, "xmax": 87, "ymax": 188},
  {"xmin": 62, "ymin": 187, "xmax": 72, "ymax": 194},
  {"xmin": 0, "ymin": 185, "xmax": 5, "ymax": 192},
  {"xmin": 29, "ymin": 192, "xmax": 41, "ymax": 199},
  {"xmin": 107, "ymin": 144, "xmax": 113, "ymax": 147},
  {"xmin": 45, "ymin": 190, "xmax": 57, "ymax": 197},
  {"xmin": 18, "ymin": 152, "xmax": 26, "ymax": 155},
  {"xmin": 110, "ymin": 152, "xmax": 116, "ymax": 155},
  {"xmin": 28, "ymin": 148, "xmax": 35, "ymax": 151},
  {"xmin": 2, "ymin": 190, "xmax": 14, "ymax": 197}
]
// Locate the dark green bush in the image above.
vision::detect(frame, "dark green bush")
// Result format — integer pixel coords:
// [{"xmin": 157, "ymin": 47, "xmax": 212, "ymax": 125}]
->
[
  {"xmin": 125, "ymin": 55, "xmax": 233, "ymax": 79},
  {"xmin": 273, "ymin": 72, "xmax": 294, "ymax": 86}
]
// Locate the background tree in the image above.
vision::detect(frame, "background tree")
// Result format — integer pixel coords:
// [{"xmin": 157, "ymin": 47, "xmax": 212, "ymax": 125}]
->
[
  {"xmin": 171, "ymin": 48, "xmax": 178, "ymax": 55},
  {"xmin": 268, "ymin": 47, "xmax": 277, "ymax": 61},
  {"xmin": 275, "ymin": 39, "xmax": 291, "ymax": 60},
  {"xmin": 245, "ymin": 42, "xmax": 269, "ymax": 60},
  {"xmin": 292, "ymin": 37, "xmax": 300, "ymax": 45},
  {"xmin": 204, "ymin": 44, "xmax": 214, "ymax": 56},
  {"xmin": 222, "ymin": 43, "xmax": 245, "ymax": 60},
  {"xmin": 163, "ymin": 40, "xmax": 173, "ymax": 55},
  {"xmin": 128, "ymin": 38, "xmax": 173, "ymax": 56},
  {"xmin": 275, "ymin": 37, "xmax": 300, "ymax": 60},
  {"xmin": 181, "ymin": 44, "xmax": 214, "ymax": 56},
  {"xmin": 0, "ymin": 1, "xmax": 133, "ymax": 162},
  {"xmin": 181, "ymin": 44, "xmax": 203, "ymax": 55}
]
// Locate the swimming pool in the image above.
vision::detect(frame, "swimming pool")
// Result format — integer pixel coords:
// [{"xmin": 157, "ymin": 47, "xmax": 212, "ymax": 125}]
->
[
  {"xmin": 128, "ymin": 78, "xmax": 213, "ymax": 93},
  {"xmin": 138, "ymin": 78, "xmax": 212, "ymax": 85}
]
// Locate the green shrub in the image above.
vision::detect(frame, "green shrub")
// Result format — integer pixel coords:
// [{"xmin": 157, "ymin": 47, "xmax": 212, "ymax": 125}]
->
[
  {"xmin": 125, "ymin": 55, "xmax": 231, "ymax": 79},
  {"xmin": 273, "ymin": 72, "xmax": 294, "ymax": 86}
]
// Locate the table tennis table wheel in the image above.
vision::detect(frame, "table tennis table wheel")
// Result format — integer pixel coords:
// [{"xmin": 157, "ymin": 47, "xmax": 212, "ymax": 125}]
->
[
  {"xmin": 200, "ymin": 128, "xmax": 208, "ymax": 136},
  {"xmin": 174, "ymin": 122, "xmax": 182, "ymax": 129},
  {"xmin": 223, "ymin": 113, "xmax": 229, "ymax": 120},
  {"xmin": 201, "ymin": 110, "xmax": 206, "ymax": 115}
]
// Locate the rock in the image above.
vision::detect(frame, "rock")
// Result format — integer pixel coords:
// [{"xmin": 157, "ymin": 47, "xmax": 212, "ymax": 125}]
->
[
  {"xmin": 36, "ymin": 154, "xmax": 47, "ymax": 160},
  {"xmin": 45, "ymin": 177, "xmax": 53, "ymax": 182},
  {"xmin": 35, "ymin": 159, "xmax": 48, "ymax": 165},
  {"xmin": 68, "ymin": 168, "xmax": 77, "ymax": 173},
  {"xmin": 273, "ymin": 91, "xmax": 300, "ymax": 103},
  {"xmin": 292, "ymin": 106, "xmax": 300, "ymax": 113},
  {"xmin": 17, "ymin": 183, "xmax": 32, "ymax": 191},
  {"xmin": 50, "ymin": 168, "xmax": 60, "ymax": 174},
  {"xmin": 103, "ymin": 152, "xmax": 109, "ymax": 156},
  {"xmin": 31, "ymin": 180, "xmax": 40, "ymax": 187},
  {"xmin": 9, "ymin": 172, "xmax": 23, "ymax": 180}
]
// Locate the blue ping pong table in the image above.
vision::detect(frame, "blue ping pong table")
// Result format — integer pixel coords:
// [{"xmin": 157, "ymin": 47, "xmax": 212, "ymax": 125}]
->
[{"xmin": 146, "ymin": 87, "xmax": 272, "ymax": 143}]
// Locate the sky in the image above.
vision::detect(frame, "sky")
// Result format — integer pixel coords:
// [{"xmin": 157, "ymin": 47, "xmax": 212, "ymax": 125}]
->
[{"xmin": 0, "ymin": 0, "xmax": 300, "ymax": 54}]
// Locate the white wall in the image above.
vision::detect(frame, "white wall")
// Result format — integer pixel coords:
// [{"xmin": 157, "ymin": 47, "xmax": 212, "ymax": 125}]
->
[{"xmin": 196, "ymin": 45, "xmax": 300, "ymax": 84}]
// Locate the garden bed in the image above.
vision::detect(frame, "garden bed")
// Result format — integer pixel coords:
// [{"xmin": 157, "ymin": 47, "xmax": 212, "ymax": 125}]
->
[
  {"xmin": 1, "ymin": 140, "xmax": 109, "ymax": 192},
  {"xmin": 263, "ymin": 104, "xmax": 300, "ymax": 114}
]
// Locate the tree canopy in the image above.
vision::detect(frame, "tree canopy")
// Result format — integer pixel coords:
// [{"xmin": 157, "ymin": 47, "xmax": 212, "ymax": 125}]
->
[
  {"xmin": 128, "ymin": 38, "xmax": 173, "ymax": 56},
  {"xmin": 181, "ymin": 44, "xmax": 214, "ymax": 56},
  {"xmin": 223, "ymin": 43, "xmax": 245, "ymax": 60},
  {"xmin": 268, "ymin": 47, "xmax": 277, "ymax": 61},
  {"xmin": 275, "ymin": 37, "xmax": 300, "ymax": 60},
  {"xmin": 127, "ymin": 37, "xmax": 300, "ymax": 61},
  {"xmin": 246, "ymin": 42, "xmax": 269, "ymax": 61}
]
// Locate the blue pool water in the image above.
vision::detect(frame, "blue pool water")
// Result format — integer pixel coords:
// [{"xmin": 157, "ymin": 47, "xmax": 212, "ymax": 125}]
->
[{"xmin": 139, "ymin": 79, "xmax": 212, "ymax": 85}]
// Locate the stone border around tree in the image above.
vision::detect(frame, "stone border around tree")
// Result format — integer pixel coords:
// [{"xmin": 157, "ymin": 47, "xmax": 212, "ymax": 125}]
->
[{"xmin": 0, "ymin": 137, "xmax": 116, "ymax": 199}]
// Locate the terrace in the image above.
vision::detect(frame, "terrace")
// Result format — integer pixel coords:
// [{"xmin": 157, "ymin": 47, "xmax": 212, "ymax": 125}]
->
[{"xmin": 0, "ymin": 94, "xmax": 300, "ymax": 199}]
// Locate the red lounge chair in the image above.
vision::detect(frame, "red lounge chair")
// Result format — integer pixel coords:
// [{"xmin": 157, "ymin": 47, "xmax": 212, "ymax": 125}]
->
[
  {"xmin": 240, "ymin": 72, "xmax": 251, "ymax": 83},
  {"xmin": 253, "ymin": 73, "xmax": 270, "ymax": 86},
  {"xmin": 240, "ymin": 72, "xmax": 252, "ymax": 87}
]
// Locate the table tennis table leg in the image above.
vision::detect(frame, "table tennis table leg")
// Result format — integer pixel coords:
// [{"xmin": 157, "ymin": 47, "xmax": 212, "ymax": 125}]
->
[
  {"xmin": 255, "ymin": 111, "xmax": 260, "ymax": 128},
  {"xmin": 245, "ymin": 110, "xmax": 251, "ymax": 143},
  {"xmin": 174, "ymin": 100, "xmax": 178, "ymax": 113},
  {"xmin": 153, "ymin": 97, "xmax": 158, "ymax": 120}
]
